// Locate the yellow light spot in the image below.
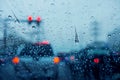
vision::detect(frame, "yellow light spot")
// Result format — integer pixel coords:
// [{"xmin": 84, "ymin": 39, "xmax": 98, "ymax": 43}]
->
[
  {"xmin": 53, "ymin": 57, "xmax": 60, "ymax": 64},
  {"xmin": 12, "ymin": 56, "xmax": 20, "ymax": 64}
]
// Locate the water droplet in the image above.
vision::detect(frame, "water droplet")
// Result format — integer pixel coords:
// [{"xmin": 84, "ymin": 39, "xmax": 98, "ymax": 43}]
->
[
  {"xmin": 108, "ymin": 34, "xmax": 111, "ymax": 37},
  {"xmin": 50, "ymin": 3, "xmax": 55, "ymax": 5},
  {"xmin": 32, "ymin": 26, "xmax": 36, "ymax": 28},
  {"xmin": 83, "ymin": 32, "xmax": 86, "ymax": 34}
]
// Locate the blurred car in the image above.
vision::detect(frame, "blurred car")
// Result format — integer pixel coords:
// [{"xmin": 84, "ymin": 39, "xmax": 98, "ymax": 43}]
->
[
  {"xmin": 56, "ymin": 51, "xmax": 78, "ymax": 65},
  {"xmin": 69, "ymin": 41, "xmax": 120, "ymax": 80},
  {"xmin": 13, "ymin": 41, "xmax": 59, "ymax": 80}
]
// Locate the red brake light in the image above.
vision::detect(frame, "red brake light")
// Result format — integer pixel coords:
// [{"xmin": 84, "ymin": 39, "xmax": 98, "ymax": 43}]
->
[
  {"xmin": 35, "ymin": 41, "xmax": 49, "ymax": 45},
  {"xmin": 41, "ymin": 41, "xmax": 49, "ymax": 45},
  {"xmin": 94, "ymin": 58, "xmax": 99, "ymax": 64},
  {"xmin": 53, "ymin": 57, "xmax": 60, "ymax": 64},
  {"xmin": 12, "ymin": 56, "xmax": 20, "ymax": 64},
  {"xmin": 70, "ymin": 56, "xmax": 75, "ymax": 61}
]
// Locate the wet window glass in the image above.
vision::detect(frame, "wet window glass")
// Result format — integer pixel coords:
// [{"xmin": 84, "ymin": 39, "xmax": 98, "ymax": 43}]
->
[{"xmin": 0, "ymin": 0, "xmax": 120, "ymax": 80}]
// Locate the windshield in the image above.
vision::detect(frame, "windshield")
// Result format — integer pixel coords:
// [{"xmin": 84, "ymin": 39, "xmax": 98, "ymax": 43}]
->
[{"xmin": 0, "ymin": 0, "xmax": 120, "ymax": 80}]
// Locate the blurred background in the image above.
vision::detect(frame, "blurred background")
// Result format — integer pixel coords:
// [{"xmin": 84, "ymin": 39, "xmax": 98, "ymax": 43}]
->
[{"xmin": 0, "ymin": 0, "xmax": 120, "ymax": 53}]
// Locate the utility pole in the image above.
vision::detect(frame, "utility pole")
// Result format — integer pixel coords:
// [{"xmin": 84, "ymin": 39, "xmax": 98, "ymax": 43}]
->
[
  {"xmin": 3, "ymin": 19, "xmax": 7, "ymax": 55},
  {"xmin": 90, "ymin": 19, "xmax": 100, "ymax": 42}
]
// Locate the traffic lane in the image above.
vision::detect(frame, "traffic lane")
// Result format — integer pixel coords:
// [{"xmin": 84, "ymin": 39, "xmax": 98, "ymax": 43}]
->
[
  {"xmin": 0, "ymin": 63, "xmax": 58, "ymax": 80},
  {"xmin": 57, "ymin": 62, "xmax": 73, "ymax": 80},
  {"xmin": 0, "ymin": 63, "xmax": 19, "ymax": 80}
]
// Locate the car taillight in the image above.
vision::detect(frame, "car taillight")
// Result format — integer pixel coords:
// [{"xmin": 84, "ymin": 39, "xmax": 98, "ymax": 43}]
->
[
  {"xmin": 35, "ymin": 40, "xmax": 49, "ymax": 45},
  {"xmin": 70, "ymin": 56, "xmax": 75, "ymax": 61},
  {"xmin": 41, "ymin": 40, "xmax": 49, "ymax": 45},
  {"xmin": 53, "ymin": 57, "xmax": 60, "ymax": 64},
  {"xmin": 12, "ymin": 56, "xmax": 20, "ymax": 64},
  {"xmin": 93, "ymin": 58, "xmax": 100, "ymax": 64}
]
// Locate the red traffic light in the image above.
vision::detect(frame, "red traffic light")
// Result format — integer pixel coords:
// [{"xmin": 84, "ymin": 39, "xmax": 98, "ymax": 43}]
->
[
  {"xmin": 36, "ymin": 16, "xmax": 41, "ymax": 22},
  {"xmin": 28, "ymin": 16, "xmax": 32, "ymax": 22}
]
